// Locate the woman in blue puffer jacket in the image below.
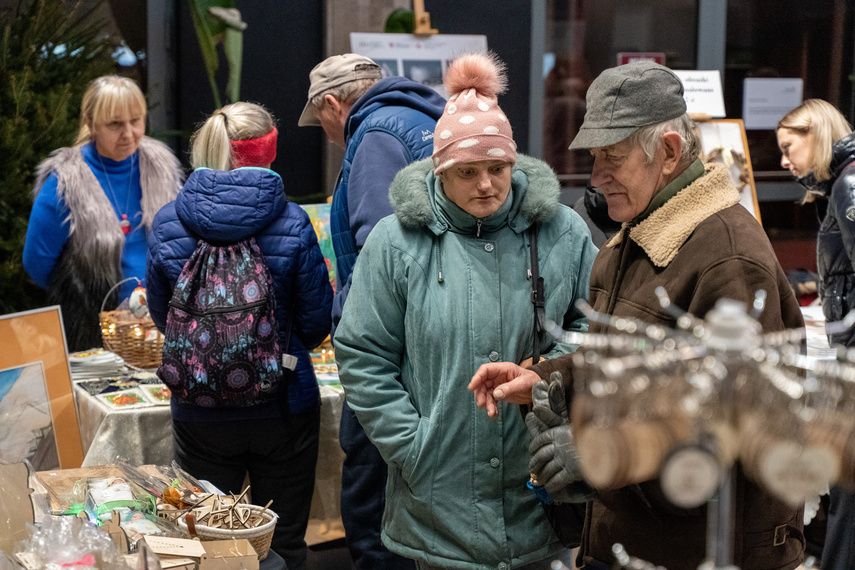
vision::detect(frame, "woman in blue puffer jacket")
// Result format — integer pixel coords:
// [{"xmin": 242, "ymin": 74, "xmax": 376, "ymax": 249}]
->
[{"xmin": 146, "ymin": 102, "xmax": 333, "ymax": 570}]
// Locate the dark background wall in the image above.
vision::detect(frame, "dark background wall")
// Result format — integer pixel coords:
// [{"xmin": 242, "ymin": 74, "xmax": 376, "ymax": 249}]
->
[
  {"xmin": 176, "ymin": 1, "xmax": 325, "ymax": 200},
  {"xmin": 174, "ymin": 2, "xmax": 530, "ymax": 201},
  {"xmin": 428, "ymin": 2, "xmax": 532, "ymax": 154}
]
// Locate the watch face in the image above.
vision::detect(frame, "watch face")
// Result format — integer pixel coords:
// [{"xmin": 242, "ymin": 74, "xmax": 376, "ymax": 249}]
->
[{"xmin": 660, "ymin": 444, "xmax": 720, "ymax": 509}]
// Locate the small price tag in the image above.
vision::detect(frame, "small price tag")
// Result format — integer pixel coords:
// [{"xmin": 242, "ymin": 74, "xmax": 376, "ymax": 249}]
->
[
  {"xmin": 282, "ymin": 353, "xmax": 298, "ymax": 371},
  {"xmin": 159, "ymin": 557, "xmax": 196, "ymax": 569},
  {"xmin": 144, "ymin": 536, "xmax": 207, "ymax": 558},
  {"xmin": 15, "ymin": 552, "xmax": 41, "ymax": 570}
]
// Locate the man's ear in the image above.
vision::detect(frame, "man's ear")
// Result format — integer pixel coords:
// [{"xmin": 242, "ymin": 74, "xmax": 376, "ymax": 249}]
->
[
  {"xmin": 661, "ymin": 132, "xmax": 683, "ymax": 176},
  {"xmin": 323, "ymin": 94, "xmax": 344, "ymax": 118}
]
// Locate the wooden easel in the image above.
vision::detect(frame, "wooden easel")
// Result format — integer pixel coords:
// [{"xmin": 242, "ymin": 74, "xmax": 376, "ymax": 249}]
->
[{"xmin": 413, "ymin": 0, "xmax": 438, "ymax": 36}]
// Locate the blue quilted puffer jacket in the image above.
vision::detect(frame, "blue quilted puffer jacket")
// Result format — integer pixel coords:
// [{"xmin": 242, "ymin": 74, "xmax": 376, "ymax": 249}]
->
[
  {"xmin": 146, "ymin": 167, "xmax": 333, "ymax": 419},
  {"xmin": 329, "ymin": 77, "xmax": 445, "ymax": 331}
]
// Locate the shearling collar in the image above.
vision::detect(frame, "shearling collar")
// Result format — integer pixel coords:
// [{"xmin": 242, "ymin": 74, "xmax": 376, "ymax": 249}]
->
[
  {"xmin": 604, "ymin": 162, "xmax": 739, "ymax": 267},
  {"xmin": 389, "ymin": 153, "xmax": 560, "ymax": 232}
]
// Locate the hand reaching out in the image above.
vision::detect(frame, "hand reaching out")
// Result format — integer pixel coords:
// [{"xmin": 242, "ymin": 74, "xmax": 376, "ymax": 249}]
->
[{"xmin": 468, "ymin": 362, "xmax": 540, "ymax": 418}]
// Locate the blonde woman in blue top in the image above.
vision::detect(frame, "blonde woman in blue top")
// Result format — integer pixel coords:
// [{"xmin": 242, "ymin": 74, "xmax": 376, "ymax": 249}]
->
[{"xmin": 23, "ymin": 75, "xmax": 182, "ymax": 351}]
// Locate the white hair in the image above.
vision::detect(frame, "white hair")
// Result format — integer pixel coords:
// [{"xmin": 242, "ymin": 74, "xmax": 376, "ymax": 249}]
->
[{"xmin": 628, "ymin": 114, "xmax": 702, "ymax": 166}]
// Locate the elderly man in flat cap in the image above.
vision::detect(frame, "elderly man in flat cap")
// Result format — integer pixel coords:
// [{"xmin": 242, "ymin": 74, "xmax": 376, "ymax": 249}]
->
[{"xmin": 469, "ymin": 61, "xmax": 807, "ymax": 569}]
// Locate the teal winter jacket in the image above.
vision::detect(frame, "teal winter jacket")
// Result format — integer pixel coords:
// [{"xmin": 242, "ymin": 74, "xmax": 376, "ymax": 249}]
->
[{"xmin": 334, "ymin": 154, "xmax": 598, "ymax": 569}]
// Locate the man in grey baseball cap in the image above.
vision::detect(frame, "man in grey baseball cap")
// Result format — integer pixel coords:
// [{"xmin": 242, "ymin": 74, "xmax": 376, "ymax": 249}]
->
[
  {"xmin": 470, "ymin": 60, "xmax": 805, "ymax": 569},
  {"xmin": 298, "ymin": 53, "xmax": 383, "ymax": 130},
  {"xmin": 298, "ymin": 53, "xmax": 444, "ymax": 570}
]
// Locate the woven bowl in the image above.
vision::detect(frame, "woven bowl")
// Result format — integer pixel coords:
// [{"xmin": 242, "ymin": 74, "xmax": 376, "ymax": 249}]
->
[{"xmin": 177, "ymin": 503, "xmax": 278, "ymax": 560}]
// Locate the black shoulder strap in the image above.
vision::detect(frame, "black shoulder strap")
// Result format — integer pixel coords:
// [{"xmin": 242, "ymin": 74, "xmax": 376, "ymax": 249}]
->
[
  {"xmin": 520, "ymin": 224, "xmax": 545, "ymax": 420},
  {"xmin": 530, "ymin": 224, "xmax": 545, "ymax": 365}
]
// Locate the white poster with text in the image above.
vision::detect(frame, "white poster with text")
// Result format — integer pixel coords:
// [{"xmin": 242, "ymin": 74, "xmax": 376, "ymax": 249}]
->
[{"xmin": 350, "ymin": 33, "xmax": 488, "ymax": 98}]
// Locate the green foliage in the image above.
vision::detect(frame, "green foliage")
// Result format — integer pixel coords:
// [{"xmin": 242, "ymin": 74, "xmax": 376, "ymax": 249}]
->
[
  {"xmin": 385, "ymin": 8, "xmax": 415, "ymax": 33},
  {"xmin": 0, "ymin": 0, "xmax": 115, "ymax": 315},
  {"xmin": 187, "ymin": 1, "xmax": 244, "ymax": 108}
]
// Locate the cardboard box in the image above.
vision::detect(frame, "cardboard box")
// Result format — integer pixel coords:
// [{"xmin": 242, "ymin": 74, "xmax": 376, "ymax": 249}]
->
[
  {"xmin": 200, "ymin": 540, "xmax": 259, "ymax": 570},
  {"xmin": 145, "ymin": 536, "xmax": 259, "ymax": 570},
  {"xmin": 0, "ymin": 463, "xmax": 35, "ymax": 553},
  {"xmin": 100, "ymin": 512, "xmax": 130, "ymax": 554}
]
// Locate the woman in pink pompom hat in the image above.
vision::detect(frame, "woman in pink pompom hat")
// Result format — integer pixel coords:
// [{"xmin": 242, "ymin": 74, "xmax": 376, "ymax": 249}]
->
[{"xmin": 334, "ymin": 51, "xmax": 597, "ymax": 569}]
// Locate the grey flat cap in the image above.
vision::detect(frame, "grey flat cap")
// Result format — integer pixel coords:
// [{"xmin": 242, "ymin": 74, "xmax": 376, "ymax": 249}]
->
[
  {"xmin": 569, "ymin": 61, "xmax": 687, "ymax": 150},
  {"xmin": 298, "ymin": 53, "xmax": 383, "ymax": 127}
]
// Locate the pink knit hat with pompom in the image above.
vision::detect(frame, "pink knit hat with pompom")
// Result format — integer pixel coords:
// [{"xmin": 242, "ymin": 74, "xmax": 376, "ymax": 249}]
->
[{"xmin": 432, "ymin": 52, "xmax": 517, "ymax": 174}]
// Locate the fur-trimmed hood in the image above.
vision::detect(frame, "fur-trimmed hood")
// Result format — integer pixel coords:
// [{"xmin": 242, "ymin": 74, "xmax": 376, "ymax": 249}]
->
[
  {"xmin": 605, "ymin": 162, "xmax": 739, "ymax": 267},
  {"xmin": 389, "ymin": 153, "xmax": 560, "ymax": 233}
]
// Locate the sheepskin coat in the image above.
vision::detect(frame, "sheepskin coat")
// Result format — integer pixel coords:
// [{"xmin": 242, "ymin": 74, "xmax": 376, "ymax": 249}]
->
[
  {"xmin": 531, "ymin": 162, "xmax": 806, "ymax": 570},
  {"xmin": 334, "ymin": 154, "xmax": 598, "ymax": 569}
]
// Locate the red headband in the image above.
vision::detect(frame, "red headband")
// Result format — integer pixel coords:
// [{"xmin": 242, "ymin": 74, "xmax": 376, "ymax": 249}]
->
[{"xmin": 230, "ymin": 127, "xmax": 278, "ymax": 168}]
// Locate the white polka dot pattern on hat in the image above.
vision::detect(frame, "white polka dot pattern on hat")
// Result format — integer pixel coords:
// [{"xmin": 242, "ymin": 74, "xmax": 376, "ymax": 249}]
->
[
  {"xmin": 430, "ymin": 54, "xmax": 516, "ymax": 174},
  {"xmin": 509, "ymin": 142, "xmax": 517, "ymax": 149}
]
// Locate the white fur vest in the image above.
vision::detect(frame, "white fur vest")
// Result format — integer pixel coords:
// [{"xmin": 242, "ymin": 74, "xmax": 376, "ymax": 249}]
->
[{"xmin": 32, "ymin": 136, "xmax": 183, "ymax": 351}]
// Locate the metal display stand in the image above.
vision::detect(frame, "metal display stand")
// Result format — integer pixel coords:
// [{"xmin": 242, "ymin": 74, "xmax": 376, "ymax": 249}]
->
[{"xmin": 551, "ymin": 289, "xmax": 855, "ymax": 570}]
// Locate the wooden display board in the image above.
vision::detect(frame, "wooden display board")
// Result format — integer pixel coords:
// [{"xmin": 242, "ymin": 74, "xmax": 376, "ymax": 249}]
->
[
  {"xmin": 0, "ymin": 306, "xmax": 83, "ymax": 468},
  {"xmin": 695, "ymin": 119, "xmax": 762, "ymax": 225}
]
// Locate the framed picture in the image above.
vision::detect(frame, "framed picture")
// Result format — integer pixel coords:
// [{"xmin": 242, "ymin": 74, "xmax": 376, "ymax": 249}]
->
[
  {"xmin": 695, "ymin": 119, "xmax": 762, "ymax": 225},
  {"xmin": 301, "ymin": 203, "xmax": 337, "ymax": 292},
  {"xmin": 0, "ymin": 306, "xmax": 83, "ymax": 468}
]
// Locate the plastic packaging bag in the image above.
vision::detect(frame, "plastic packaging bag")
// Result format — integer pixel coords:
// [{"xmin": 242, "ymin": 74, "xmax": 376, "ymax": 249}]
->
[{"xmin": 14, "ymin": 516, "xmax": 134, "ymax": 570}]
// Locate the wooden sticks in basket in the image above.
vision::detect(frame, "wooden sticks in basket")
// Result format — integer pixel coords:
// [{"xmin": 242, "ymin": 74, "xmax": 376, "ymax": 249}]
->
[{"xmin": 186, "ymin": 487, "xmax": 273, "ymax": 531}]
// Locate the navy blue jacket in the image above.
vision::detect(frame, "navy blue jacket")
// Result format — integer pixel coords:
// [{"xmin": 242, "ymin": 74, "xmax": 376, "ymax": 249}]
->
[
  {"xmin": 329, "ymin": 77, "xmax": 445, "ymax": 333},
  {"xmin": 146, "ymin": 167, "xmax": 333, "ymax": 418},
  {"xmin": 801, "ymin": 133, "xmax": 855, "ymax": 346}
]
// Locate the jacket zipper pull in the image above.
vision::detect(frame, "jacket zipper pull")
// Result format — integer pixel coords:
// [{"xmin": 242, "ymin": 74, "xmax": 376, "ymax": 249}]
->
[{"xmin": 476, "ymin": 219, "xmax": 482, "ymax": 238}]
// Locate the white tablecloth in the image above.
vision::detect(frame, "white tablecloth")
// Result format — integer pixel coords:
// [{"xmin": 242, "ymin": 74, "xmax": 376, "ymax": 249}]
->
[{"xmin": 72, "ymin": 382, "xmax": 346, "ymax": 545}]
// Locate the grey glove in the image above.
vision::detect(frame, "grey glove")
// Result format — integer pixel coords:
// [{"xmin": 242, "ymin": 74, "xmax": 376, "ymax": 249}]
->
[
  {"xmin": 528, "ymin": 421, "xmax": 583, "ymax": 492},
  {"xmin": 526, "ymin": 414, "xmax": 595, "ymax": 503},
  {"xmin": 530, "ymin": 371, "xmax": 568, "ymax": 428},
  {"xmin": 526, "ymin": 372, "xmax": 594, "ymax": 503}
]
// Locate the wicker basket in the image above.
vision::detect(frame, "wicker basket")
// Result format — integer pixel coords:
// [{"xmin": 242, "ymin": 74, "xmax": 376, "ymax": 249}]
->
[
  {"xmin": 99, "ymin": 310, "xmax": 164, "ymax": 369},
  {"xmin": 99, "ymin": 278, "xmax": 164, "ymax": 370},
  {"xmin": 177, "ymin": 504, "xmax": 278, "ymax": 560}
]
